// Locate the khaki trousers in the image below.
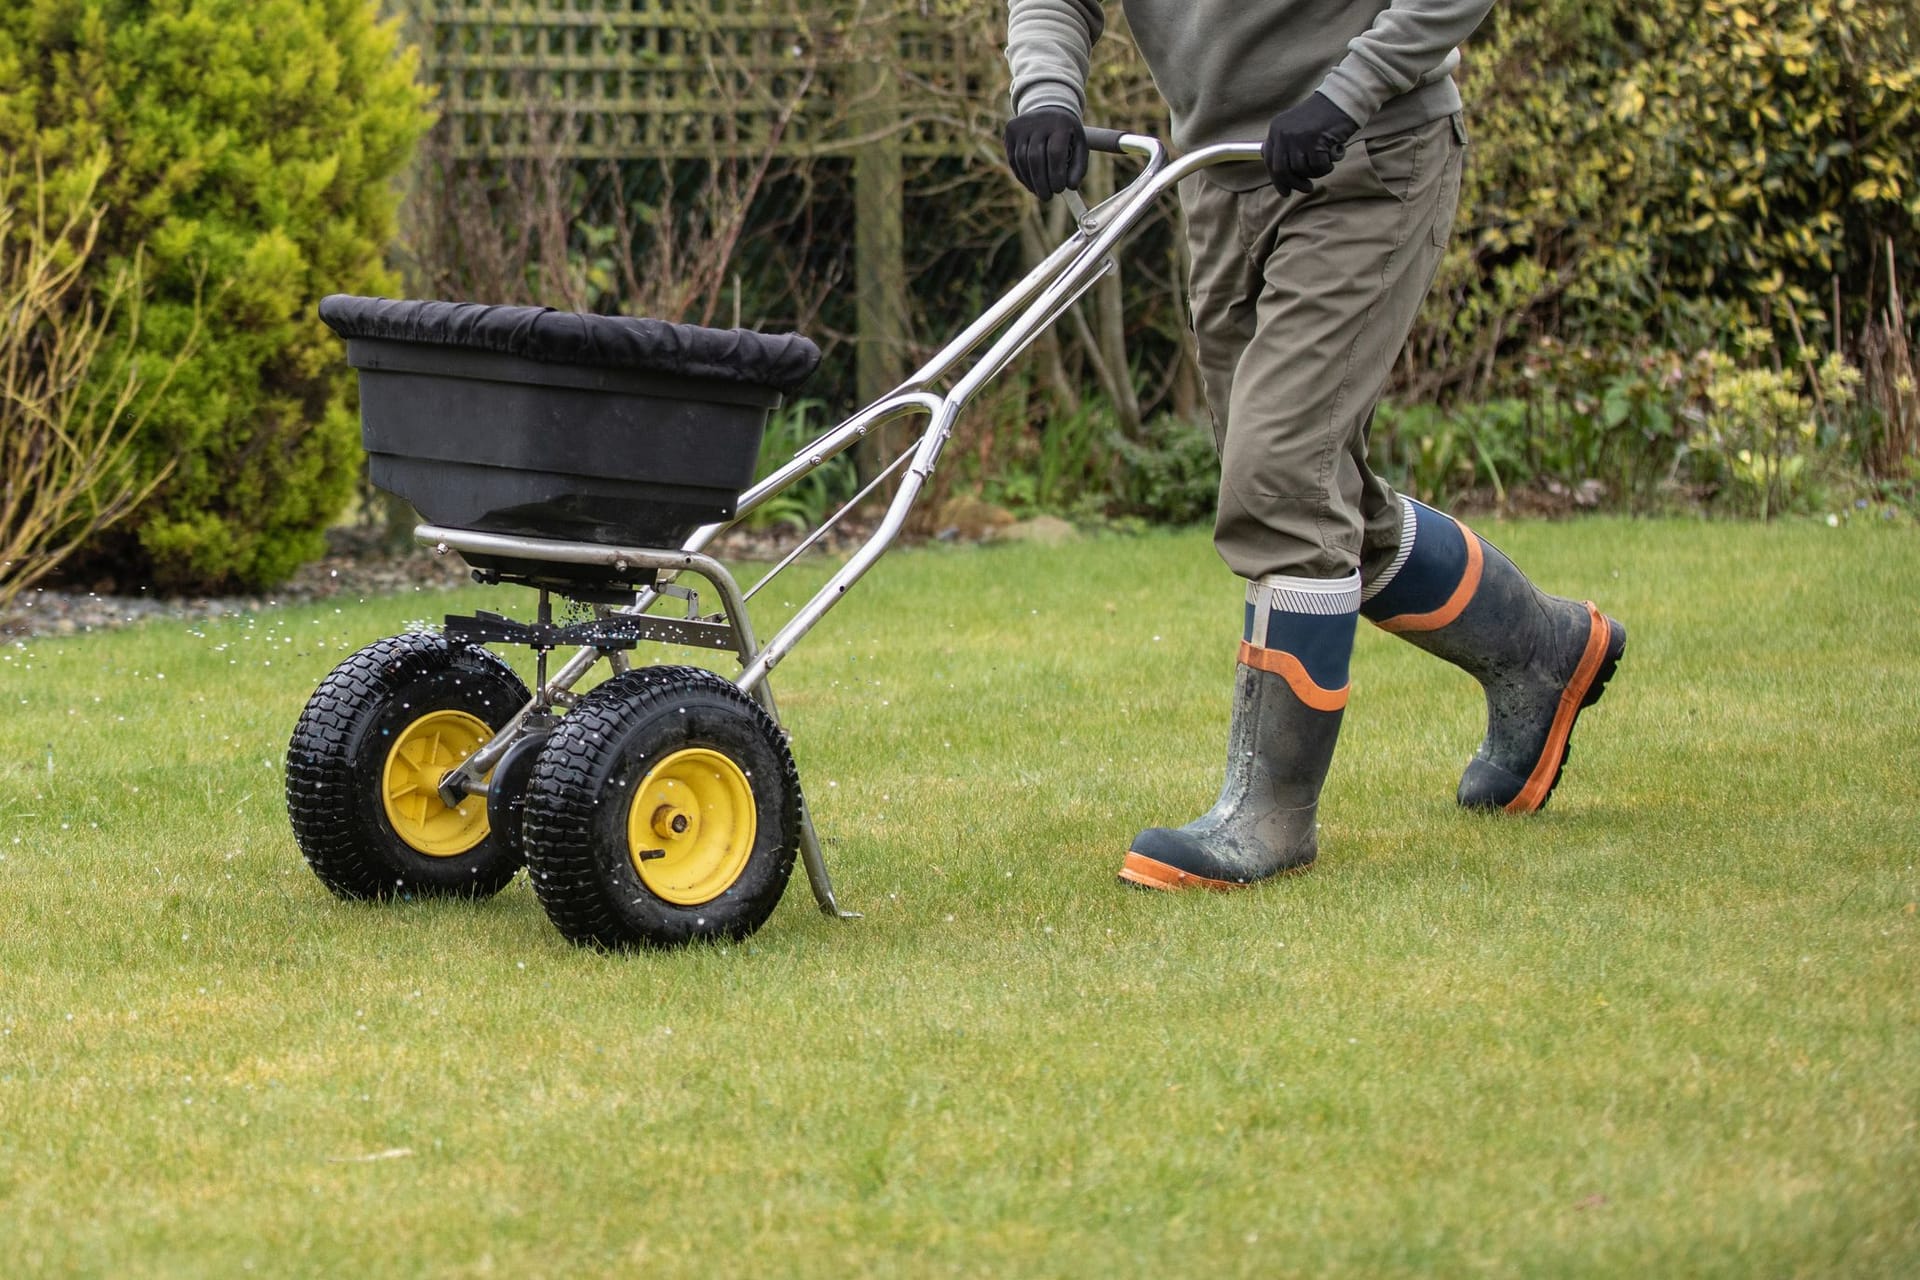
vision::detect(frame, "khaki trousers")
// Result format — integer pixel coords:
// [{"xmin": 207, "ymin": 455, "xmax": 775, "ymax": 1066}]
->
[{"xmin": 1184, "ymin": 114, "xmax": 1466, "ymax": 583}]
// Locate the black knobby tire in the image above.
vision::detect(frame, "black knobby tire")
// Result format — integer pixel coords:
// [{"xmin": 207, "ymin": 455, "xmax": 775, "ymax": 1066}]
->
[
  {"xmin": 522, "ymin": 665, "xmax": 800, "ymax": 950},
  {"xmin": 286, "ymin": 631, "xmax": 532, "ymax": 901}
]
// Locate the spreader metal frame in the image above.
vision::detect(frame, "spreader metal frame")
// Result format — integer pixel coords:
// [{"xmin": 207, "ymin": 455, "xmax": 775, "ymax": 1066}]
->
[{"xmin": 426, "ymin": 131, "xmax": 1262, "ymax": 919}]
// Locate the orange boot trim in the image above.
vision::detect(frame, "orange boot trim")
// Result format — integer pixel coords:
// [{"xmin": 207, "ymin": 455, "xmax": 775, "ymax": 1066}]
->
[
  {"xmin": 1505, "ymin": 601, "xmax": 1611, "ymax": 813},
  {"xmin": 1236, "ymin": 642, "xmax": 1350, "ymax": 711},
  {"xmin": 1118, "ymin": 851, "xmax": 1252, "ymax": 892},
  {"xmin": 1118, "ymin": 850, "xmax": 1316, "ymax": 892},
  {"xmin": 1373, "ymin": 519, "xmax": 1483, "ymax": 634}
]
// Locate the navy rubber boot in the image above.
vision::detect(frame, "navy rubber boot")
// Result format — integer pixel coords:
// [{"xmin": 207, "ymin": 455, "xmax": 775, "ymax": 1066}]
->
[
  {"xmin": 1361, "ymin": 498, "xmax": 1627, "ymax": 812},
  {"xmin": 1121, "ymin": 573, "xmax": 1355, "ymax": 891}
]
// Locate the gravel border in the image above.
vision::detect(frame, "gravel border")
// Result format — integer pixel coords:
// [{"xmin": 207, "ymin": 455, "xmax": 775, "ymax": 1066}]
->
[
  {"xmin": 0, "ymin": 545, "xmax": 471, "ymax": 640},
  {"xmin": 0, "ymin": 523, "xmax": 878, "ymax": 642}
]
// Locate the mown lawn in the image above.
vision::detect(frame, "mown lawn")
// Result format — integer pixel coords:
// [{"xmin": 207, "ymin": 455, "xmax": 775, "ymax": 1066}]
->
[{"xmin": 1, "ymin": 518, "xmax": 1915, "ymax": 1277}]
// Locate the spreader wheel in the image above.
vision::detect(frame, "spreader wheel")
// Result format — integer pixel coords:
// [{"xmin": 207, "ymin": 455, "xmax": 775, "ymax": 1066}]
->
[
  {"xmin": 522, "ymin": 665, "xmax": 800, "ymax": 950},
  {"xmin": 286, "ymin": 632, "xmax": 531, "ymax": 900}
]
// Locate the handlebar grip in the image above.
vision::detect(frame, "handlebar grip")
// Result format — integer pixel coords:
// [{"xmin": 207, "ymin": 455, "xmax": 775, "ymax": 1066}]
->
[{"xmin": 1082, "ymin": 127, "xmax": 1130, "ymax": 155}]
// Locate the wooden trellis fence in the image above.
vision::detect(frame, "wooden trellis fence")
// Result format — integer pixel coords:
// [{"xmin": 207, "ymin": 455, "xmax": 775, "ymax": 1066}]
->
[
  {"xmin": 397, "ymin": 0, "xmax": 1009, "ymax": 408},
  {"xmin": 406, "ymin": 0, "xmax": 998, "ymax": 158}
]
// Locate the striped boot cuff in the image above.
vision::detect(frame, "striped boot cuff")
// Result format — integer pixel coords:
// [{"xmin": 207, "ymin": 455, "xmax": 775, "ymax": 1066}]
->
[
  {"xmin": 1361, "ymin": 497, "xmax": 1421, "ymax": 604},
  {"xmin": 1244, "ymin": 570, "xmax": 1362, "ymax": 627}
]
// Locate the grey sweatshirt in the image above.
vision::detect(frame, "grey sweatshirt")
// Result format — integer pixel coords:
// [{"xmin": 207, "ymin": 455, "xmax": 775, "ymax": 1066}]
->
[{"xmin": 1007, "ymin": 0, "xmax": 1493, "ymax": 187}]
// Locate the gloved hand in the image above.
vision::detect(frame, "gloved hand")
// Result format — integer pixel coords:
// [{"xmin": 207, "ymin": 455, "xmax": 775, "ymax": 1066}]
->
[
  {"xmin": 1261, "ymin": 92, "xmax": 1360, "ymax": 196},
  {"xmin": 1004, "ymin": 106, "xmax": 1088, "ymax": 202}
]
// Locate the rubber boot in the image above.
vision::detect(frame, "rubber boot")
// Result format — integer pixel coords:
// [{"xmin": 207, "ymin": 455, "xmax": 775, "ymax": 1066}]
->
[
  {"xmin": 1361, "ymin": 498, "xmax": 1627, "ymax": 812},
  {"xmin": 1121, "ymin": 573, "xmax": 1356, "ymax": 891}
]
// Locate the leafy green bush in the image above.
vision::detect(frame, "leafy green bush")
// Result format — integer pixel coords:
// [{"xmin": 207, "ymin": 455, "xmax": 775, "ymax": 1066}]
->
[
  {"xmin": 1109, "ymin": 413, "xmax": 1218, "ymax": 526},
  {"xmin": 0, "ymin": 0, "xmax": 431, "ymax": 590},
  {"xmin": 1509, "ymin": 342, "xmax": 1704, "ymax": 508},
  {"xmin": 952, "ymin": 395, "xmax": 1132, "ymax": 522},
  {"xmin": 1370, "ymin": 400, "xmax": 1523, "ymax": 511},
  {"xmin": 1687, "ymin": 343, "xmax": 1864, "ymax": 519},
  {"xmin": 1412, "ymin": 0, "xmax": 1919, "ymax": 403},
  {"xmin": 1373, "ymin": 337, "xmax": 1884, "ymax": 520}
]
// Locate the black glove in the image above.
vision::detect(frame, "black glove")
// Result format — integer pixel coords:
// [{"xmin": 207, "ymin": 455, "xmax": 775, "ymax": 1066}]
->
[
  {"xmin": 1004, "ymin": 106, "xmax": 1088, "ymax": 202},
  {"xmin": 1261, "ymin": 92, "xmax": 1360, "ymax": 196}
]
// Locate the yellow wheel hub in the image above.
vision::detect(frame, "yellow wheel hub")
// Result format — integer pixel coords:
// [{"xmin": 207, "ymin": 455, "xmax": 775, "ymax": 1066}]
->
[
  {"xmin": 627, "ymin": 748, "xmax": 756, "ymax": 906},
  {"xmin": 381, "ymin": 709, "xmax": 493, "ymax": 856}
]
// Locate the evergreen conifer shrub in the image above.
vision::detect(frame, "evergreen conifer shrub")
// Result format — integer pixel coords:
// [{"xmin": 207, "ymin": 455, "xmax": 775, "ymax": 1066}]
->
[{"xmin": 0, "ymin": 1, "xmax": 431, "ymax": 590}]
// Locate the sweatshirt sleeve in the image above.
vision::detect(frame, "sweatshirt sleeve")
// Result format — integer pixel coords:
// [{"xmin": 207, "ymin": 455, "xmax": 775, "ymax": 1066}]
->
[
  {"xmin": 1006, "ymin": 0, "xmax": 1107, "ymax": 118},
  {"xmin": 1318, "ymin": 0, "xmax": 1496, "ymax": 127}
]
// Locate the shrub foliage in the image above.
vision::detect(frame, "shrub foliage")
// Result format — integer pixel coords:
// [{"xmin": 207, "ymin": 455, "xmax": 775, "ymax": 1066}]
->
[
  {"xmin": 1421, "ymin": 0, "xmax": 1920, "ymax": 396},
  {"xmin": 0, "ymin": 0, "xmax": 430, "ymax": 590}
]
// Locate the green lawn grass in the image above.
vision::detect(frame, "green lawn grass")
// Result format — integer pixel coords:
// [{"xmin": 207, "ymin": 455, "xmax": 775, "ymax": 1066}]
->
[{"xmin": 2, "ymin": 519, "xmax": 1916, "ymax": 1277}]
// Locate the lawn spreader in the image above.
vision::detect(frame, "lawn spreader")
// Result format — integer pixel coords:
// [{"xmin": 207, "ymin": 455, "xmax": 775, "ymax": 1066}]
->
[{"xmin": 286, "ymin": 129, "xmax": 1246, "ymax": 950}]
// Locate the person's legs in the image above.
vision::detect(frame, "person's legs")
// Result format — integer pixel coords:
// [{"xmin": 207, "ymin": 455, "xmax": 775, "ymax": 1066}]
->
[
  {"xmin": 1128, "ymin": 119, "xmax": 1459, "ymax": 889},
  {"xmin": 1210, "ymin": 116, "xmax": 1460, "ymax": 582},
  {"xmin": 1168, "ymin": 115, "xmax": 1624, "ymax": 846}
]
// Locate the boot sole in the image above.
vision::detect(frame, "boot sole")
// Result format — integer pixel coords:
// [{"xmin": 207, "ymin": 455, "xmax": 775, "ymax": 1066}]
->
[
  {"xmin": 1117, "ymin": 850, "xmax": 1314, "ymax": 893},
  {"xmin": 1502, "ymin": 603, "xmax": 1627, "ymax": 814}
]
